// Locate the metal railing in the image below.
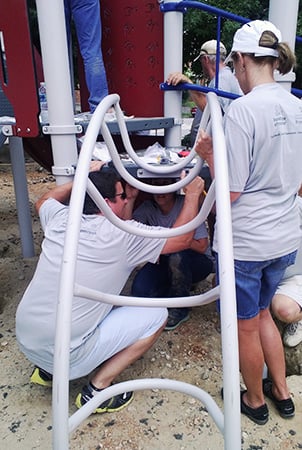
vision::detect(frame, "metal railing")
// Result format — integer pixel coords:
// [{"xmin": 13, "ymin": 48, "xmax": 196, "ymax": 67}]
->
[
  {"xmin": 52, "ymin": 92, "xmax": 240, "ymax": 449},
  {"xmin": 160, "ymin": 0, "xmax": 302, "ymax": 99}
]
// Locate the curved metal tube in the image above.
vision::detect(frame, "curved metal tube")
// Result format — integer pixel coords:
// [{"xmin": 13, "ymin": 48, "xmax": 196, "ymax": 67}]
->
[
  {"xmin": 74, "ymin": 283, "xmax": 220, "ymax": 307},
  {"xmin": 69, "ymin": 379, "xmax": 224, "ymax": 434},
  {"xmin": 87, "ymin": 176, "xmax": 215, "ymax": 237},
  {"xmin": 52, "ymin": 91, "xmax": 240, "ymax": 450}
]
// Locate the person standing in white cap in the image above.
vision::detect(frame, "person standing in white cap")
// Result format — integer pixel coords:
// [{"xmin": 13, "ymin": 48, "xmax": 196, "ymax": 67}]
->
[
  {"xmin": 166, "ymin": 39, "xmax": 242, "ymax": 146},
  {"xmin": 195, "ymin": 20, "xmax": 301, "ymax": 425}
]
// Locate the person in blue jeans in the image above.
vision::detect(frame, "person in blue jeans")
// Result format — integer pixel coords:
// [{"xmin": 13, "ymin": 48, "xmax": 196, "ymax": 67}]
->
[
  {"xmin": 196, "ymin": 21, "xmax": 300, "ymax": 425},
  {"xmin": 64, "ymin": 0, "xmax": 108, "ymax": 112},
  {"xmin": 131, "ymin": 178, "xmax": 214, "ymax": 331}
]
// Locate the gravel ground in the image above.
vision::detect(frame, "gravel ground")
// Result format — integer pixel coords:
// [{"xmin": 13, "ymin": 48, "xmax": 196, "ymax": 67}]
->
[{"xmin": 0, "ymin": 152, "xmax": 301, "ymax": 450}]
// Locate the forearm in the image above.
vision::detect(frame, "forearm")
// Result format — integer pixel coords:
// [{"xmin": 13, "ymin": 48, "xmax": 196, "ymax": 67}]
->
[
  {"xmin": 173, "ymin": 193, "xmax": 200, "ymax": 228},
  {"xmin": 162, "ymin": 193, "xmax": 200, "ymax": 253},
  {"xmin": 205, "ymin": 154, "xmax": 215, "ymax": 179},
  {"xmin": 190, "ymin": 237, "xmax": 209, "ymax": 253},
  {"xmin": 35, "ymin": 181, "xmax": 73, "ymax": 213}
]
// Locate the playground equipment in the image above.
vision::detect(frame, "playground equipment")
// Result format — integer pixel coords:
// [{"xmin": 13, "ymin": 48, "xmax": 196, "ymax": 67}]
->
[
  {"xmin": 0, "ymin": 0, "xmax": 301, "ymax": 448},
  {"xmin": 52, "ymin": 91, "xmax": 241, "ymax": 449},
  {"xmin": 1, "ymin": 0, "xmax": 301, "ymax": 257}
]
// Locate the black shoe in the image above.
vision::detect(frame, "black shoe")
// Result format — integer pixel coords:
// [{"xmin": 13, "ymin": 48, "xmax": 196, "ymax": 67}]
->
[
  {"xmin": 263, "ymin": 378, "xmax": 295, "ymax": 419},
  {"xmin": 75, "ymin": 383, "xmax": 134, "ymax": 414},
  {"xmin": 164, "ymin": 308, "xmax": 190, "ymax": 331},
  {"xmin": 240, "ymin": 390, "xmax": 269, "ymax": 425},
  {"xmin": 221, "ymin": 388, "xmax": 268, "ymax": 425}
]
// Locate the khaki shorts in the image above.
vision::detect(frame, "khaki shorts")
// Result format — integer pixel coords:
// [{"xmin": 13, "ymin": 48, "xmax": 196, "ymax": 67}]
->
[{"xmin": 275, "ymin": 274, "xmax": 302, "ymax": 308}]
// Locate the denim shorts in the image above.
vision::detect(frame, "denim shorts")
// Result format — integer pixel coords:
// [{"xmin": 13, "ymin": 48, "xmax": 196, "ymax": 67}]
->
[{"xmin": 215, "ymin": 250, "xmax": 297, "ymax": 320}]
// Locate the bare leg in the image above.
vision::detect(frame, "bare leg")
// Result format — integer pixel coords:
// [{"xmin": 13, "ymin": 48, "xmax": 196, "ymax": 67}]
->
[
  {"xmin": 238, "ymin": 315, "xmax": 265, "ymax": 408},
  {"xmin": 90, "ymin": 322, "xmax": 166, "ymax": 389},
  {"xmin": 271, "ymin": 294, "xmax": 302, "ymax": 323},
  {"xmin": 259, "ymin": 308, "xmax": 290, "ymax": 400}
]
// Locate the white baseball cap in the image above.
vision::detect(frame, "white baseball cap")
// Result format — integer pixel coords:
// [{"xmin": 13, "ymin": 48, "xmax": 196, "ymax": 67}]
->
[
  {"xmin": 193, "ymin": 39, "xmax": 227, "ymax": 62},
  {"xmin": 227, "ymin": 20, "xmax": 282, "ymax": 62}
]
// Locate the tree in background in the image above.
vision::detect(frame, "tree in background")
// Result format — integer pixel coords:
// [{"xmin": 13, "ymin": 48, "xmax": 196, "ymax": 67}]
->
[
  {"xmin": 183, "ymin": 0, "xmax": 302, "ymax": 90},
  {"xmin": 27, "ymin": 1, "xmax": 301, "ymax": 91}
]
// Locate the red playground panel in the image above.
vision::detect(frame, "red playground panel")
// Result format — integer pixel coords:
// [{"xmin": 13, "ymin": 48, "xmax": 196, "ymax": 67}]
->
[
  {"xmin": 101, "ymin": 0, "xmax": 164, "ymax": 117},
  {"xmin": 0, "ymin": 0, "xmax": 40, "ymax": 137}
]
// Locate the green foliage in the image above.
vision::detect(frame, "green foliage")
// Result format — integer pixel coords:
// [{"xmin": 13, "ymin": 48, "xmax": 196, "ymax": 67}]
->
[
  {"xmin": 183, "ymin": 0, "xmax": 302, "ymax": 90},
  {"xmin": 183, "ymin": 0, "xmax": 269, "ymax": 72},
  {"xmin": 26, "ymin": 1, "xmax": 302, "ymax": 91}
]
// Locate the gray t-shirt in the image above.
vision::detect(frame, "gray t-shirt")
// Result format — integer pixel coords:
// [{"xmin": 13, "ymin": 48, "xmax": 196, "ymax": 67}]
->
[
  {"xmin": 133, "ymin": 195, "xmax": 208, "ymax": 240},
  {"xmin": 214, "ymin": 83, "xmax": 302, "ymax": 260},
  {"xmin": 16, "ymin": 198, "xmax": 166, "ymax": 371}
]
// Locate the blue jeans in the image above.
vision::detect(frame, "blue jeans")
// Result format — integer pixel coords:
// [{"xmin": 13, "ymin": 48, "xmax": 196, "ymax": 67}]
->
[
  {"xmin": 64, "ymin": 0, "xmax": 109, "ymax": 112},
  {"xmin": 131, "ymin": 250, "xmax": 214, "ymax": 298},
  {"xmin": 215, "ymin": 251, "xmax": 297, "ymax": 320}
]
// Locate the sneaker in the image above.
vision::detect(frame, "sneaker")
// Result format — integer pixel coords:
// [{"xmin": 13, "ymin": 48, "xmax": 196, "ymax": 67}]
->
[
  {"xmin": 263, "ymin": 378, "xmax": 295, "ymax": 419},
  {"xmin": 30, "ymin": 367, "xmax": 53, "ymax": 387},
  {"xmin": 283, "ymin": 320, "xmax": 302, "ymax": 347},
  {"xmin": 75, "ymin": 383, "xmax": 134, "ymax": 414},
  {"xmin": 240, "ymin": 390, "xmax": 269, "ymax": 425},
  {"xmin": 164, "ymin": 308, "xmax": 190, "ymax": 331}
]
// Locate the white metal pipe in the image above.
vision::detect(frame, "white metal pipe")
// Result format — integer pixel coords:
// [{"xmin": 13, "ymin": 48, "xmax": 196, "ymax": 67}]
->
[
  {"xmin": 269, "ymin": 0, "xmax": 299, "ymax": 91},
  {"xmin": 52, "ymin": 93, "xmax": 239, "ymax": 449},
  {"xmin": 74, "ymin": 282, "xmax": 220, "ymax": 308},
  {"xmin": 35, "ymin": 0, "xmax": 78, "ymax": 185},
  {"xmin": 51, "ymin": 95, "xmax": 130, "ymax": 449},
  {"xmin": 69, "ymin": 379, "xmax": 224, "ymax": 434},
  {"xmin": 163, "ymin": 0, "xmax": 183, "ymax": 147},
  {"xmin": 207, "ymin": 93, "xmax": 241, "ymax": 450}
]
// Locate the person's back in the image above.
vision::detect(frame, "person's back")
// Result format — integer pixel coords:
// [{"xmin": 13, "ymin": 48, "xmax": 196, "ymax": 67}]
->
[
  {"xmin": 195, "ymin": 20, "xmax": 300, "ymax": 426},
  {"xmin": 222, "ymin": 82, "xmax": 302, "ymax": 260}
]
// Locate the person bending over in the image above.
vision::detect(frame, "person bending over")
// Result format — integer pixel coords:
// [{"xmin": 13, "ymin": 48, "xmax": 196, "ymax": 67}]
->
[{"xmin": 16, "ymin": 162, "xmax": 204, "ymax": 414}]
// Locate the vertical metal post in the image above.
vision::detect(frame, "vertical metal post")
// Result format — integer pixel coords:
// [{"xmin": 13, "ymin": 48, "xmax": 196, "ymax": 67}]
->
[
  {"xmin": 35, "ymin": 0, "xmax": 78, "ymax": 185},
  {"xmin": 9, "ymin": 137, "xmax": 35, "ymax": 258},
  {"xmin": 163, "ymin": 0, "xmax": 183, "ymax": 148},
  {"xmin": 269, "ymin": 0, "xmax": 299, "ymax": 91}
]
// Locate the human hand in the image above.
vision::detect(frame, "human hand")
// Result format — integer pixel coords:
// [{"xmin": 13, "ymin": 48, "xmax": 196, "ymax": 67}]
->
[
  {"xmin": 181, "ymin": 171, "xmax": 205, "ymax": 197},
  {"xmin": 125, "ymin": 183, "xmax": 139, "ymax": 201},
  {"xmin": 89, "ymin": 160, "xmax": 106, "ymax": 172},
  {"xmin": 195, "ymin": 129, "xmax": 213, "ymax": 161},
  {"xmin": 166, "ymin": 72, "xmax": 192, "ymax": 86}
]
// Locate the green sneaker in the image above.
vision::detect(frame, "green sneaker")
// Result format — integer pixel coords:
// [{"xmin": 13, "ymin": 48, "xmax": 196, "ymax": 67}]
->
[
  {"xmin": 75, "ymin": 383, "xmax": 134, "ymax": 414},
  {"xmin": 30, "ymin": 367, "xmax": 53, "ymax": 387}
]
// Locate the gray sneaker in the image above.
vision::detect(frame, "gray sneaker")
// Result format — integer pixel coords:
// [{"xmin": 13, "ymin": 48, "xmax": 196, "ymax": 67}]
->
[{"xmin": 283, "ymin": 320, "xmax": 302, "ymax": 347}]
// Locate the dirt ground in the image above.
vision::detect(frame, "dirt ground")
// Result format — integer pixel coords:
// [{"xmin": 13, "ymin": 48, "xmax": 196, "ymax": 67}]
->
[{"xmin": 0, "ymin": 147, "xmax": 302, "ymax": 450}]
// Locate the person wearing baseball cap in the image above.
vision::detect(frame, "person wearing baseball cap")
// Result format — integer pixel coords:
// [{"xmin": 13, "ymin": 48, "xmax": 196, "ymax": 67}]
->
[
  {"xmin": 193, "ymin": 39, "xmax": 227, "ymax": 62},
  {"xmin": 166, "ymin": 39, "xmax": 242, "ymax": 146},
  {"xmin": 196, "ymin": 20, "xmax": 299, "ymax": 425}
]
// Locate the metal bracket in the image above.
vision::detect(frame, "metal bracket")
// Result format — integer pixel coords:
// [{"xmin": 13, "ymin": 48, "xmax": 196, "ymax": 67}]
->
[
  {"xmin": 160, "ymin": 2, "xmax": 187, "ymax": 13},
  {"xmin": 52, "ymin": 165, "xmax": 76, "ymax": 176},
  {"xmin": 2, "ymin": 124, "xmax": 14, "ymax": 136},
  {"xmin": 42, "ymin": 124, "xmax": 83, "ymax": 135},
  {"xmin": 136, "ymin": 167, "xmax": 190, "ymax": 179}
]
